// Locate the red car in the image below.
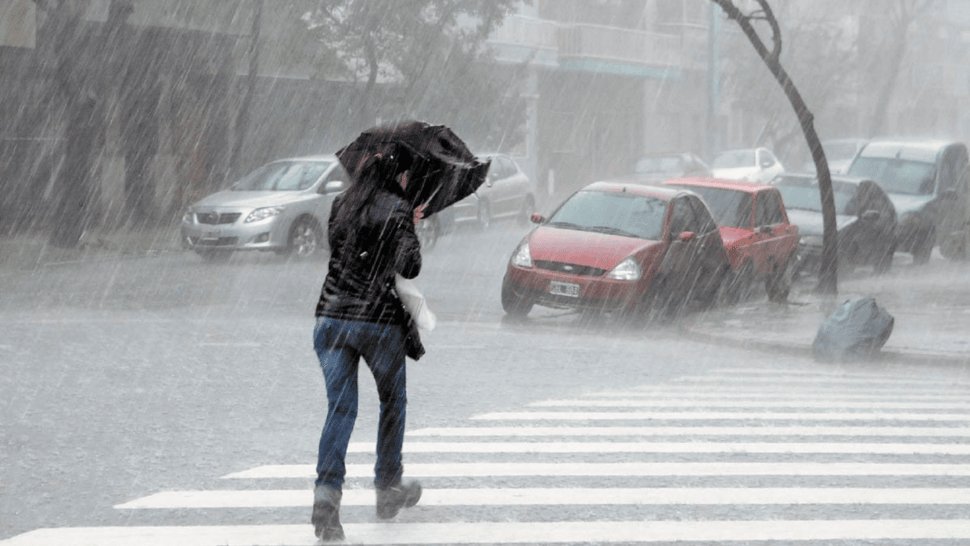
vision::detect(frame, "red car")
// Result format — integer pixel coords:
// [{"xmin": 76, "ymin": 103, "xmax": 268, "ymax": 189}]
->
[
  {"xmin": 663, "ymin": 177, "xmax": 799, "ymax": 302},
  {"xmin": 501, "ymin": 181, "xmax": 730, "ymax": 318}
]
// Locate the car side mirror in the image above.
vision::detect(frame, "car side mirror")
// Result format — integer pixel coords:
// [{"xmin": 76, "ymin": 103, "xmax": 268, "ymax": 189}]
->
[
  {"xmin": 323, "ymin": 180, "xmax": 346, "ymax": 194},
  {"xmin": 759, "ymin": 225, "xmax": 773, "ymax": 234},
  {"xmin": 530, "ymin": 213, "xmax": 545, "ymax": 224},
  {"xmin": 860, "ymin": 210, "xmax": 880, "ymax": 222},
  {"xmin": 678, "ymin": 231, "xmax": 696, "ymax": 243}
]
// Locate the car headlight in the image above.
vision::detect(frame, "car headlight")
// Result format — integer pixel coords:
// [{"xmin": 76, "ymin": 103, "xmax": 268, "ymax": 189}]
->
[
  {"xmin": 245, "ymin": 206, "xmax": 285, "ymax": 223},
  {"xmin": 511, "ymin": 241, "xmax": 533, "ymax": 268},
  {"xmin": 607, "ymin": 257, "xmax": 642, "ymax": 281}
]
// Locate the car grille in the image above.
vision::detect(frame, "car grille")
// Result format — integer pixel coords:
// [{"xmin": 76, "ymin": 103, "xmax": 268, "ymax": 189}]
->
[
  {"xmin": 189, "ymin": 236, "xmax": 238, "ymax": 247},
  {"xmin": 535, "ymin": 260, "xmax": 606, "ymax": 277},
  {"xmin": 196, "ymin": 212, "xmax": 241, "ymax": 225}
]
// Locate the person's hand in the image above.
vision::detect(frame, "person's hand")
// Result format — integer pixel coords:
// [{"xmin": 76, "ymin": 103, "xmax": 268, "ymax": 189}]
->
[{"xmin": 413, "ymin": 204, "xmax": 426, "ymax": 226}]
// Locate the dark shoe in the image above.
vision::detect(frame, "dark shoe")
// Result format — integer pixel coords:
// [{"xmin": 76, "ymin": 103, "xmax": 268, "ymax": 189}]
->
[
  {"xmin": 376, "ymin": 479, "xmax": 422, "ymax": 520},
  {"xmin": 311, "ymin": 485, "xmax": 344, "ymax": 541}
]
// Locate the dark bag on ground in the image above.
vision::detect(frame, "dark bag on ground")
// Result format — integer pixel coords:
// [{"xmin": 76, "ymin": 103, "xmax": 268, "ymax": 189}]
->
[{"xmin": 812, "ymin": 297, "xmax": 894, "ymax": 362}]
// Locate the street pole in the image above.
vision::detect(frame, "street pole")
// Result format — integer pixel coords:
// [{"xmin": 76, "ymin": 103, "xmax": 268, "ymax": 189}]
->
[{"xmin": 706, "ymin": 1, "xmax": 721, "ymax": 161}]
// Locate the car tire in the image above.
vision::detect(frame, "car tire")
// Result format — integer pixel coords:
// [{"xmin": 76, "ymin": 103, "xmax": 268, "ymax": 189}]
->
[
  {"xmin": 640, "ymin": 275, "xmax": 679, "ymax": 320},
  {"xmin": 518, "ymin": 195, "xmax": 536, "ymax": 227},
  {"xmin": 500, "ymin": 276, "xmax": 533, "ymax": 317},
  {"xmin": 766, "ymin": 254, "xmax": 797, "ymax": 303},
  {"xmin": 940, "ymin": 229, "xmax": 968, "ymax": 261},
  {"xmin": 284, "ymin": 217, "xmax": 323, "ymax": 260},
  {"xmin": 873, "ymin": 240, "xmax": 896, "ymax": 274},
  {"xmin": 477, "ymin": 200, "xmax": 492, "ymax": 231},
  {"xmin": 722, "ymin": 260, "xmax": 754, "ymax": 305},
  {"xmin": 912, "ymin": 227, "xmax": 935, "ymax": 265},
  {"xmin": 416, "ymin": 215, "xmax": 440, "ymax": 252}
]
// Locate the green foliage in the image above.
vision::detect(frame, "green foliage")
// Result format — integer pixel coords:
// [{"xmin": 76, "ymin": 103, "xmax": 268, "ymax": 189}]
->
[{"xmin": 303, "ymin": 0, "xmax": 526, "ymax": 150}]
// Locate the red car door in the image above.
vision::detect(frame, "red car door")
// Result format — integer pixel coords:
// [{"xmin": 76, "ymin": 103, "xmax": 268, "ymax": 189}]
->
[
  {"xmin": 753, "ymin": 189, "xmax": 797, "ymax": 273},
  {"xmin": 657, "ymin": 197, "xmax": 698, "ymax": 284}
]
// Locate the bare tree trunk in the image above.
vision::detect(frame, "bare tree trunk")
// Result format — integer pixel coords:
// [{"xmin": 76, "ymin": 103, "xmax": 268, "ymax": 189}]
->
[
  {"xmin": 711, "ymin": 0, "xmax": 838, "ymax": 294},
  {"xmin": 867, "ymin": 0, "xmax": 927, "ymax": 137},
  {"xmin": 231, "ymin": 0, "xmax": 262, "ymax": 171}
]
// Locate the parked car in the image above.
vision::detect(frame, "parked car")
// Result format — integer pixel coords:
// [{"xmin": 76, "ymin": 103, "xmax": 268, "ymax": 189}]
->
[
  {"xmin": 500, "ymin": 181, "xmax": 730, "ymax": 319},
  {"xmin": 627, "ymin": 152, "xmax": 712, "ymax": 183},
  {"xmin": 180, "ymin": 155, "xmax": 350, "ymax": 260},
  {"xmin": 711, "ymin": 147, "xmax": 785, "ymax": 184},
  {"xmin": 663, "ymin": 177, "xmax": 799, "ymax": 302},
  {"xmin": 800, "ymin": 138, "xmax": 868, "ymax": 174},
  {"xmin": 449, "ymin": 153, "xmax": 535, "ymax": 230},
  {"xmin": 774, "ymin": 174, "xmax": 897, "ymax": 275},
  {"xmin": 845, "ymin": 138, "xmax": 969, "ymax": 263}
]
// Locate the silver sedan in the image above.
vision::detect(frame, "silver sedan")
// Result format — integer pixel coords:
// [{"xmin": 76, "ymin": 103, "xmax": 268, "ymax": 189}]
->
[{"xmin": 180, "ymin": 155, "xmax": 350, "ymax": 261}]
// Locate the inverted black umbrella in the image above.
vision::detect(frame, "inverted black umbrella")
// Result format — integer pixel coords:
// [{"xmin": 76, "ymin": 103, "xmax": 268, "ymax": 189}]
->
[{"xmin": 336, "ymin": 120, "xmax": 491, "ymax": 216}]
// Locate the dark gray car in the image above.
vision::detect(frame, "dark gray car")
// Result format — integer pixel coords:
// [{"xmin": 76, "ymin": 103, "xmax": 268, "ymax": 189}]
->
[
  {"xmin": 845, "ymin": 138, "xmax": 969, "ymax": 263},
  {"xmin": 775, "ymin": 174, "xmax": 897, "ymax": 275}
]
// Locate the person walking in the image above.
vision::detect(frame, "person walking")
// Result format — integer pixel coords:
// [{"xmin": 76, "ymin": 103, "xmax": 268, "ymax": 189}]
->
[{"xmin": 311, "ymin": 145, "xmax": 425, "ymax": 541}]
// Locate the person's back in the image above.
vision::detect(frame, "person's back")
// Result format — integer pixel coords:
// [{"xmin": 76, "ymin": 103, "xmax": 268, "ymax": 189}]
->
[{"xmin": 310, "ymin": 147, "xmax": 425, "ymax": 542}]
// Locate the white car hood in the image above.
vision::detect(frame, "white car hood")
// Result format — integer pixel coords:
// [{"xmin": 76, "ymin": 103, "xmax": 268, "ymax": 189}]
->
[{"xmin": 711, "ymin": 166, "xmax": 759, "ymax": 181}]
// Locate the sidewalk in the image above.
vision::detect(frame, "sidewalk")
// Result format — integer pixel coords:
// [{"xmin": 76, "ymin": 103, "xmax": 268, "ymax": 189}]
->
[
  {"xmin": 683, "ymin": 259, "xmax": 970, "ymax": 366},
  {"xmin": 0, "ymin": 226, "xmax": 183, "ymax": 270}
]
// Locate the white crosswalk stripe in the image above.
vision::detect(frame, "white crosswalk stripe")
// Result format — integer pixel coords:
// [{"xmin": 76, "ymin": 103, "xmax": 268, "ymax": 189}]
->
[{"xmin": 5, "ymin": 365, "xmax": 970, "ymax": 545}]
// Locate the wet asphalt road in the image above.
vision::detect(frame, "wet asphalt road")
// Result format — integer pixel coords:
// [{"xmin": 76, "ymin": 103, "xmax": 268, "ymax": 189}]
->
[{"xmin": 3, "ymin": 221, "xmax": 970, "ymax": 542}]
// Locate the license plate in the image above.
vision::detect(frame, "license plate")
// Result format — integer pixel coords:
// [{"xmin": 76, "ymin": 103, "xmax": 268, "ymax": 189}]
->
[{"xmin": 549, "ymin": 281, "xmax": 580, "ymax": 297}]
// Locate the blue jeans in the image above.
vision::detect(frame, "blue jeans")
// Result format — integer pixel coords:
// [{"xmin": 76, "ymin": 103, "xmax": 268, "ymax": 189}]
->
[{"xmin": 313, "ymin": 316, "xmax": 408, "ymax": 491}]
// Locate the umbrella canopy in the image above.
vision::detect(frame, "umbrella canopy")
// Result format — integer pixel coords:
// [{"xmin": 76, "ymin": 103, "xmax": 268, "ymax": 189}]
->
[{"xmin": 336, "ymin": 121, "xmax": 491, "ymax": 216}]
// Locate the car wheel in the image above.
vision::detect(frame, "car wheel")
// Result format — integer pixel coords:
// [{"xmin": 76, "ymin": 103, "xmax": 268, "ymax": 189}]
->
[
  {"xmin": 940, "ymin": 229, "xmax": 968, "ymax": 261},
  {"xmin": 640, "ymin": 275, "xmax": 679, "ymax": 321},
  {"xmin": 721, "ymin": 260, "xmax": 754, "ymax": 305},
  {"xmin": 285, "ymin": 217, "xmax": 323, "ymax": 260},
  {"xmin": 766, "ymin": 254, "xmax": 797, "ymax": 303},
  {"xmin": 518, "ymin": 195, "xmax": 536, "ymax": 227},
  {"xmin": 912, "ymin": 227, "xmax": 935, "ymax": 265},
  {"xmin": 873, "ymin": 240, "xmax": 896, "ymax": 274},
  {"xmin": 416, "ymin": 215, "xmax": 440, "ymax": 252},
  {"xmin": 501, "ymin": 276, "xmax": 533, "ymax": 317},
  {"xmin": 477, "ymin": 199, "xmax": 492, "ymax": 231}
]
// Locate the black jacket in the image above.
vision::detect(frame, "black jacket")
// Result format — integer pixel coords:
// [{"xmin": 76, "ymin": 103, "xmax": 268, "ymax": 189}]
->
[{"xmin": 315, "ymin": 185, "xmax": 421, "ymax": 325}]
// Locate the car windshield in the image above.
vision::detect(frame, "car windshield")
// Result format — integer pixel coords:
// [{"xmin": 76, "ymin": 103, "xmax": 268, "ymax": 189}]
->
[
  {"xmin": 635, "ymin": 156, "xmax": 682, "ymax": 174},
  {"xmin": 775, "ymin": 178, "xmax": 859, "ymax": 215},
  {"xmin": 232, "ymin": 160, "xmax": 332, "ymax": 191},
  {"xmin": 672, "ymin": 185, "xmax": 751, "ymax": 228},
  {"xmin": 548, "ymin": 190, "xmax": 667, "ymax": 240},
  {"xmin": 712, "ymin": 150, "xmax": 755, "ymax": 169},
  {"xmin": 846, "ymin": 157, "xmax": 936, "ymax": 195}
]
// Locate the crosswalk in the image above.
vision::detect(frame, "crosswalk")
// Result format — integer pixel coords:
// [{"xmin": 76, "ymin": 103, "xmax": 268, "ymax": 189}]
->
[{"xmin": 6, "ymin": 366, "xmax": 970, "ymax": 545}]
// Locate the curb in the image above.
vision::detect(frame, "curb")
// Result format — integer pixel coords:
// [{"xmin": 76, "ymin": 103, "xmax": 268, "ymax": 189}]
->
[{"xmin": 684, "ymin": 326, "xmax": 970, "ymax": 367}]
